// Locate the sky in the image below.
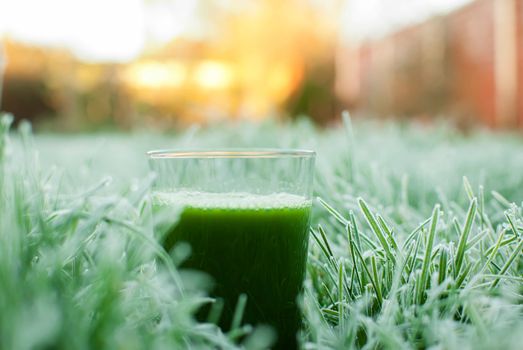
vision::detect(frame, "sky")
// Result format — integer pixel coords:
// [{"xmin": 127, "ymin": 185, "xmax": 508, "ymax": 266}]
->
[
  {"xmin": 0, "ymin": 0, "xmax": 204, "ymax": 62},
  {"xmin": 0, "ymin": 0, "xmax": 473, "ymax": 62},
  {"xmin": 0, "ymin": 0, "xmax": 145, "ymax": 61}
]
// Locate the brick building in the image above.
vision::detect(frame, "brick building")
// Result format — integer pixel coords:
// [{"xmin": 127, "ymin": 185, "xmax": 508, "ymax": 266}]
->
[{"xmin": 336, "ymin": 0, "xmax": 523, "ymax": 129}]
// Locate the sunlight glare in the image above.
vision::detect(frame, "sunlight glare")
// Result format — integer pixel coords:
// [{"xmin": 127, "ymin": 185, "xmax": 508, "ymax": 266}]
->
[
  {"xmin": 194, "ymin": 61, "xmax": 234, "ymax": 90},
  {"xmin": 123, "ymin": 60, "xmax": 187, "ymax": 88}
]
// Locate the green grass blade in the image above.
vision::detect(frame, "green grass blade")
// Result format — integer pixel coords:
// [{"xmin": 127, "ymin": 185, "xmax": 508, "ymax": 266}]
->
[
  {"xmin": 349, "ymin": 211, "xmax": 362, "ymax": 251},
  {"xmin": 455, "ymin": 262, "xmax": 472, "ymax": 289},
  {"xmin": 318, "ymin": 197, "xmax": 349, "ymax": 226},
  {"xmin": 438, "ymin": 245, "xmax": 448, "ymax": 284},
  {"xmin": 342, "ymin": 110, "xmax": 356, "ymax": 182},
  {"xmin": 403, "ymin": 217, "xmax": 431, "ymax": 249},
  {"xmin": 463, "ymin": 176, "xmax": 474, "ymax": 201},
  {"xmin": 417, "ymin": 205, "xmax": 439, "ymax": 304},
  {"xmin": 491, "ymin": 191, "xmax": 512, "ymax": 208},
  {"xmin": 490, "ymin": 213, "xmax": 523, "ymax": 289},
  {"xmin": 318, "ymin": 224, "xmax": 335, "ymax": 258},
  {"xmin": 358, "ymin": 197, "xmax": 395, "ymax": 264},
  {"xmin": 338, "ymin": 262, "xmax": 344, "ymax": 327},
  {"xmin": 454, "ymin": 198, "xmax": 477, "ymax": 278},
  {"xmin": 347, "ymin": 224, "xmax": 364, "ymax": 293},
  {"xmin": 377, "ymin": 214, "xmax": 399, "ymax": 252},
  {"xmin": 371, "ymin": 255, "xmax": 383, "ymax": 304}
]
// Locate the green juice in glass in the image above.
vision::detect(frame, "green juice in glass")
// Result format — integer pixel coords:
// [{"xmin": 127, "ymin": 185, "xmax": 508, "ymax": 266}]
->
[{"xmin": 154, "ymin": 191, "xmax": 311, "ymax": 350}]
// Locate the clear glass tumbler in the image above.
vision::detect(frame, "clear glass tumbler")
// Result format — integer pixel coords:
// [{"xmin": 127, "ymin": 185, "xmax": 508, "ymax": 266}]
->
[{"xmin": 148, "ymin": 149, "xmax": 315, "ymax": 350}]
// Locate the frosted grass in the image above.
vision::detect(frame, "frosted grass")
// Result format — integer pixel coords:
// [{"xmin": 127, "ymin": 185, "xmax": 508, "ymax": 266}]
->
[{"xmin": 1, "ymin": 112, "xmax": 522, "ymax": 349}]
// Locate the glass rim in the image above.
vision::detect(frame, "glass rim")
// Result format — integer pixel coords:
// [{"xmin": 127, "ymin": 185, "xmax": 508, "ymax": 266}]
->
[{"xmin": 147, "ymin": 148, "xmax": 316, "ymax": 159}]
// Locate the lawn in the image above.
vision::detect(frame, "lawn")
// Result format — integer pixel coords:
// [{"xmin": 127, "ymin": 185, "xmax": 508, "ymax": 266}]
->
[{"xmin": 1, "ymin": 113, "xmax": 522, "ymax": 349}]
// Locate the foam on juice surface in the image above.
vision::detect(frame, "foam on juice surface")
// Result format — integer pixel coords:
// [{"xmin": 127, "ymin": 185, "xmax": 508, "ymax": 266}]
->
[{"xmin": 153, "ymin": 191, "xmax": 311, "ymax": 210}]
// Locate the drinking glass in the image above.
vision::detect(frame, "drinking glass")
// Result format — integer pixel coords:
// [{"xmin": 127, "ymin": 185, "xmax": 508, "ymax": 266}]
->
[{"xmin": 148, "ymin": 149, "xmax": 315, "ymax": 349}]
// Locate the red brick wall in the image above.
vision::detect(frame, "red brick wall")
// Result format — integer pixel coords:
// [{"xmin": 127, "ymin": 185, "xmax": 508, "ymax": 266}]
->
[
  {"xmin": 516, "ymin": 0, "xmax": 523, "ymax": 128},
  {"xmin": 447, "ymin": 0, "xmax": 496, "ymax": 127},
  {"xmin": 336, "ymin": 0, "xmax": 522, "ymax": 129}
]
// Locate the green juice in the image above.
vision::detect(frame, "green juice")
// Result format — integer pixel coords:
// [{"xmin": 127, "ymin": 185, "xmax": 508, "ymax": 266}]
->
[{"xmin": 154, "ymin": 192, "xmax": 311, "ymax": 349}]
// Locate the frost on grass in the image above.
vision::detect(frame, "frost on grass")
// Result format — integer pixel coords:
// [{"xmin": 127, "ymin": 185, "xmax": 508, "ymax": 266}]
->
[{"xmin": 1, "ymin": 115, "xmax": 522, "ymax": 349}]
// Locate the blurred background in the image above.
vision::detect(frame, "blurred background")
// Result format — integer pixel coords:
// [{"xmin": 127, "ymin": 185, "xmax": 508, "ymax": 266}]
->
[{"xmin": 0, "ymin": 0, "xmax": 522, "ymax": 131}]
